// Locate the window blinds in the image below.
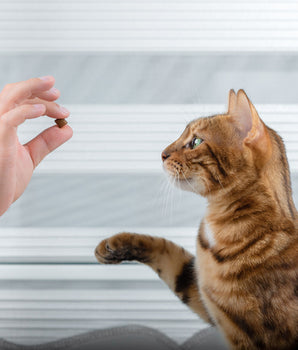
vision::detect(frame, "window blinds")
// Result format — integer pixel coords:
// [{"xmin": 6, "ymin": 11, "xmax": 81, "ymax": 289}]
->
[
  {"xmin": 0, "ymin": 0, "xmax": 298, "ymax": 52},
  {"xmin": 0, "ymin": 0, "xmax": 297, "ymax": 346},
  {"xmin": 17, "ymin": 104, "xmax": 298, "ymax": 173}
]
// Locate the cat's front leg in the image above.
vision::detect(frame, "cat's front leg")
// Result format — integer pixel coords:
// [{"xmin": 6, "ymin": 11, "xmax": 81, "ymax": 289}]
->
[{"xmin": 95, "ymin": 232, "xmax": 213, "ymax": 325}]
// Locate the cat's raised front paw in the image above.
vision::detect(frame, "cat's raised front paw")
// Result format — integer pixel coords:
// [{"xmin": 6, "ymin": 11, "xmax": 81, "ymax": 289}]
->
[{"xmin": 95, "ymin": 232, "xmax": 144, "ymax": 264}]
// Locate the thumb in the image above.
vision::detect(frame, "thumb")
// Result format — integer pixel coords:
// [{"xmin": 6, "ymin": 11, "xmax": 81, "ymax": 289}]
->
[{"xmin": 24, "ymin": 125, "xmax": 73, "ymax": 168}]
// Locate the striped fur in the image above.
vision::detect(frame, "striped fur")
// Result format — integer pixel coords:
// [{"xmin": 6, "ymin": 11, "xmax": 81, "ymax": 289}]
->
[{"xmin": 95, "ymin": 90, "xmax": 298, "ymax": 349}]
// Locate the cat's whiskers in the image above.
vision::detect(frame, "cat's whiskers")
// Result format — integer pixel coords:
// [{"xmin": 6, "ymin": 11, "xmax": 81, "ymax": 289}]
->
[
  {"xmin": 170, "ymin": 170, "xmax": 179, "ymax": 219},
  {"xmin": 181, "ymin": 169, "xmax": 197, "ymax": 193},
  {"xmin": 159, "ymin": 175, "xmax": 169, "ymax": 217},
  {"xmin": 169, "ymin": 172, "xmax": 178, "ymax": 221},
  {"xmin": 162, "ymin": 175, "xmax": 172, "ymax": 217},
  {"xmin": 161, "ymin": 170, "xmax": 182, "ymax": 221},
  {"xmin": 164, "ymin": 171, "xmax": 178, "ymax": 217},
  {"xmin": 176, "ymin": 169, "xmax": 183, "ymax": 204}
]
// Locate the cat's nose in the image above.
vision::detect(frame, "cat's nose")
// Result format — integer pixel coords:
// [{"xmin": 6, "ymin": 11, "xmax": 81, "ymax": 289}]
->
[{"xmin": 161, "ymin": 151, "xmax": 170, "ymax": 162}]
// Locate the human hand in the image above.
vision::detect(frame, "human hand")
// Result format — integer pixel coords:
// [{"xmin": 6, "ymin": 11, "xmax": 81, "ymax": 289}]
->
[{"xmin": 0, "ymin": 76, "xmax": 73, "ymax": 216}]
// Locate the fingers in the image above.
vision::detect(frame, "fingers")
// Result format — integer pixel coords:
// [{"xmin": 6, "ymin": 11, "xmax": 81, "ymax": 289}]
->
[
  {"xmin": 0, "ymin": 77, "xmax": 72, "ymax": 170},
  {"xmin": 0, "ymin": 104, "xmax": 46, "ymax": 128},
  {"xmin": 34, "ymin": 87, "xmax": 60, "ymax": 102},
  {"xmin": 0, "ymin": 76, "xmax": 55, "ymax": 114},
  {"xmin": 24, "ymin": 124, "xmax": 73, "ymax": 169},
  {"xmin": 24, "ymin": 98, "xmax": 70, "ymax": 119},
  {"xmin": 0, "ymin": 101, "xmax": 70, "ymax": 147},
  {"xmin": 0, "ymin": 104, "xmax": 46, "ymax": 147}
]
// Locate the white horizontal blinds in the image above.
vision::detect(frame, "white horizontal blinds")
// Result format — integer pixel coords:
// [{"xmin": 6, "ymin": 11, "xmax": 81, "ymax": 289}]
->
[
  {"xmin": 0, "ymin": 226, "xmax": 207, "ymax": 344},
  {"xmin": 0, "ymin": 0, "xmax": 298, "ymax": 52},
  {"xmin": 0, "ymin": 255, "xmax": 207, "ymax": 345},
  {"xmin": 0, "ymin": 286, "xmax": 205, "ymax": 345},
  {"xmin": 18, "ymin": 104, "xmax": 298, "ymax": 173},
  {"xmin": 0, "ymin": 228, "xmax": 197, "ymax": 263},
  {"xmin": 0, "ymin": 265, "xmax": 180, "ymax": 281},
  {"xmin": 0, "ymin": 0, "xmax": 296, "ymax": 347}
]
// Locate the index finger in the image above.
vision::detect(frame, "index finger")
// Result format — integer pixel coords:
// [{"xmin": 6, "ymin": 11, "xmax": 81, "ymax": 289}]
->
[{"xmin": 0, "ymin": 76, "xmax": 55, "ymax": 114}]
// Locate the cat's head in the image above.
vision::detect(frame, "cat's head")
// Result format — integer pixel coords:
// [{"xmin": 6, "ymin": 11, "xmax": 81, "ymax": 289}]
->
[{"xmin": 162, "ymin": 90, "xmax": 273, "ymax": 197}]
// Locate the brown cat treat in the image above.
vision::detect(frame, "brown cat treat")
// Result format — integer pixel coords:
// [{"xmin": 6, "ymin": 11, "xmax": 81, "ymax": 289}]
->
[
  {"xmin": 55, "ymin": 118, "xmax": 67, "ymax": 128},
  {"xmin": 95, "ymin": 90, "xmax": 298, "ymax": 350}
]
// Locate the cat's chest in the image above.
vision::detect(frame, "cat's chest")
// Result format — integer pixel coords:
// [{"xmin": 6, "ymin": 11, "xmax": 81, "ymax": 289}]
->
[
  {"xmin": 197, "ymin": 219, "xmax": 221, "ymax": 281},
  {"xmin": 203, "ymin": 220, "xmax": 216, "ymax": 247},
  {"xmin": 198, "ymin": 219, "xmax": 217, "ymax": 250}
]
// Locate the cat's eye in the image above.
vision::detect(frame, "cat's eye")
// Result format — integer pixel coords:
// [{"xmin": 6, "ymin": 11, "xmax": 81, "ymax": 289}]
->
[{"xmin": 191, "ymin": 137, "xmax": 203, "ymax": 149}]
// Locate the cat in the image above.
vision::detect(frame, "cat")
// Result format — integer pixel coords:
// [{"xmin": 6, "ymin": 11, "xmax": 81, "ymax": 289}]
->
[{"xmin": 95, "ymin": 90, "xmax": 298, "ymax": 350}]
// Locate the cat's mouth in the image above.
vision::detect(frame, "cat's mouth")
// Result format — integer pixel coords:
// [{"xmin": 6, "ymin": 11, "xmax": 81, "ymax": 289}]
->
[
  {"xmin": 162, "ymin": 159, "xmax": 202, "ymax": 193},
  {"xmin": 163, "ymin": 162, "xmax": 191, "ymax": 182},
  {"xmin": 166, "ymin": 171, "xmax": 197, "ymax": 192},
  {"xmin": 163, "ymin": 165, "xmax": 204, "ymax": 194},
  {"xmin": 168, "ymin": 173, "xmax": 191, "ymax": 183}
]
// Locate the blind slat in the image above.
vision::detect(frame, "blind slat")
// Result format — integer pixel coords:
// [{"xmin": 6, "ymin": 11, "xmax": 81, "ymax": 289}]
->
[
  {"xmin": 17, "ymin": 104, "xmax": 298, "ymax": 173},
  {"xmin": 0, "ymin": 0, "xmax": 297, "ymax": 52}
]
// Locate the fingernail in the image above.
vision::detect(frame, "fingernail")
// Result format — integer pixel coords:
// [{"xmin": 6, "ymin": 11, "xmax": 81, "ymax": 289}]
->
[
  {"xmin": 49, "ymin": 87, "xmax": 59, "ymax": 95},
  {"xmin": 39, "ymin": 76, "xmax": 52, "ymax": 82},
  {"xmin": 60, "ymin": 106, "xmax": 70, "ymax": 115}
]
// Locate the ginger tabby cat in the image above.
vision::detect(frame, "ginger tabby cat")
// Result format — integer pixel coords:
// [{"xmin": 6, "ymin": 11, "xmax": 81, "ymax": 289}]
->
[{"xmin": 95, "ymin": 90, "xmax": 298, "ymax": 349}]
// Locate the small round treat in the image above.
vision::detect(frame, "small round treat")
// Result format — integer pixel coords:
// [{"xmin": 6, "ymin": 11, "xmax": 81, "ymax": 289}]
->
[{"xmin": 55, "ymin": 118, "xmax": 68, "ymax": 128}]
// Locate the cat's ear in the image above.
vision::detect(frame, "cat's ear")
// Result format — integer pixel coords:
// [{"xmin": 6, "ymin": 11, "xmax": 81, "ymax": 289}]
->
[
  {"xmin": 227, "ymin": 89, "xmax": 237, "ymax": 115},
  {"xmin": 233, "ymin": 90, "xmax": 271, "ymax": 160},
  {"xmin": 235, "ymin": 89, "xmax": 254, "ymax": 139}
]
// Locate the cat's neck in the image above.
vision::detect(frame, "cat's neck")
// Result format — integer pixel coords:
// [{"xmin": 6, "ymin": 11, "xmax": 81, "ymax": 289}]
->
[
  {"xmin": 206, "ymin": 168, "xmax": 297, "ymax": 236},
  {"xmin": 206, "ymin": 135, "xmax": 297, "ymax": 228}
]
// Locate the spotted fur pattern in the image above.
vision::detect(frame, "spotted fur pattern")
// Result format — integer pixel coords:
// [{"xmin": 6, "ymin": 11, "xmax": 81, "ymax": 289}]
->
[{"xmin": 95, "ymin": 90, "xmax": 298, "ymax": 349}]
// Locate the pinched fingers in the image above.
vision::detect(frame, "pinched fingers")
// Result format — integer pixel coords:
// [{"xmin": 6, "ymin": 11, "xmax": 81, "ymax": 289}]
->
[
  {"xmin": 0, "ymin": 104, "xmax": 46, "ymax": 128},
  {"xmin": 0, "ymin": 76, "xmax": 55, "ymax": 114},
  {"xmin": 33, "ymin": 87, "xmax": 60, "ymax": 102},
  {"xmin": 0, "ymin": 104, "xmax": 46, "ymax": 147},
  {"xmin": 24, "ymin": 98, "xmax": 70, "ymax": 119}
]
